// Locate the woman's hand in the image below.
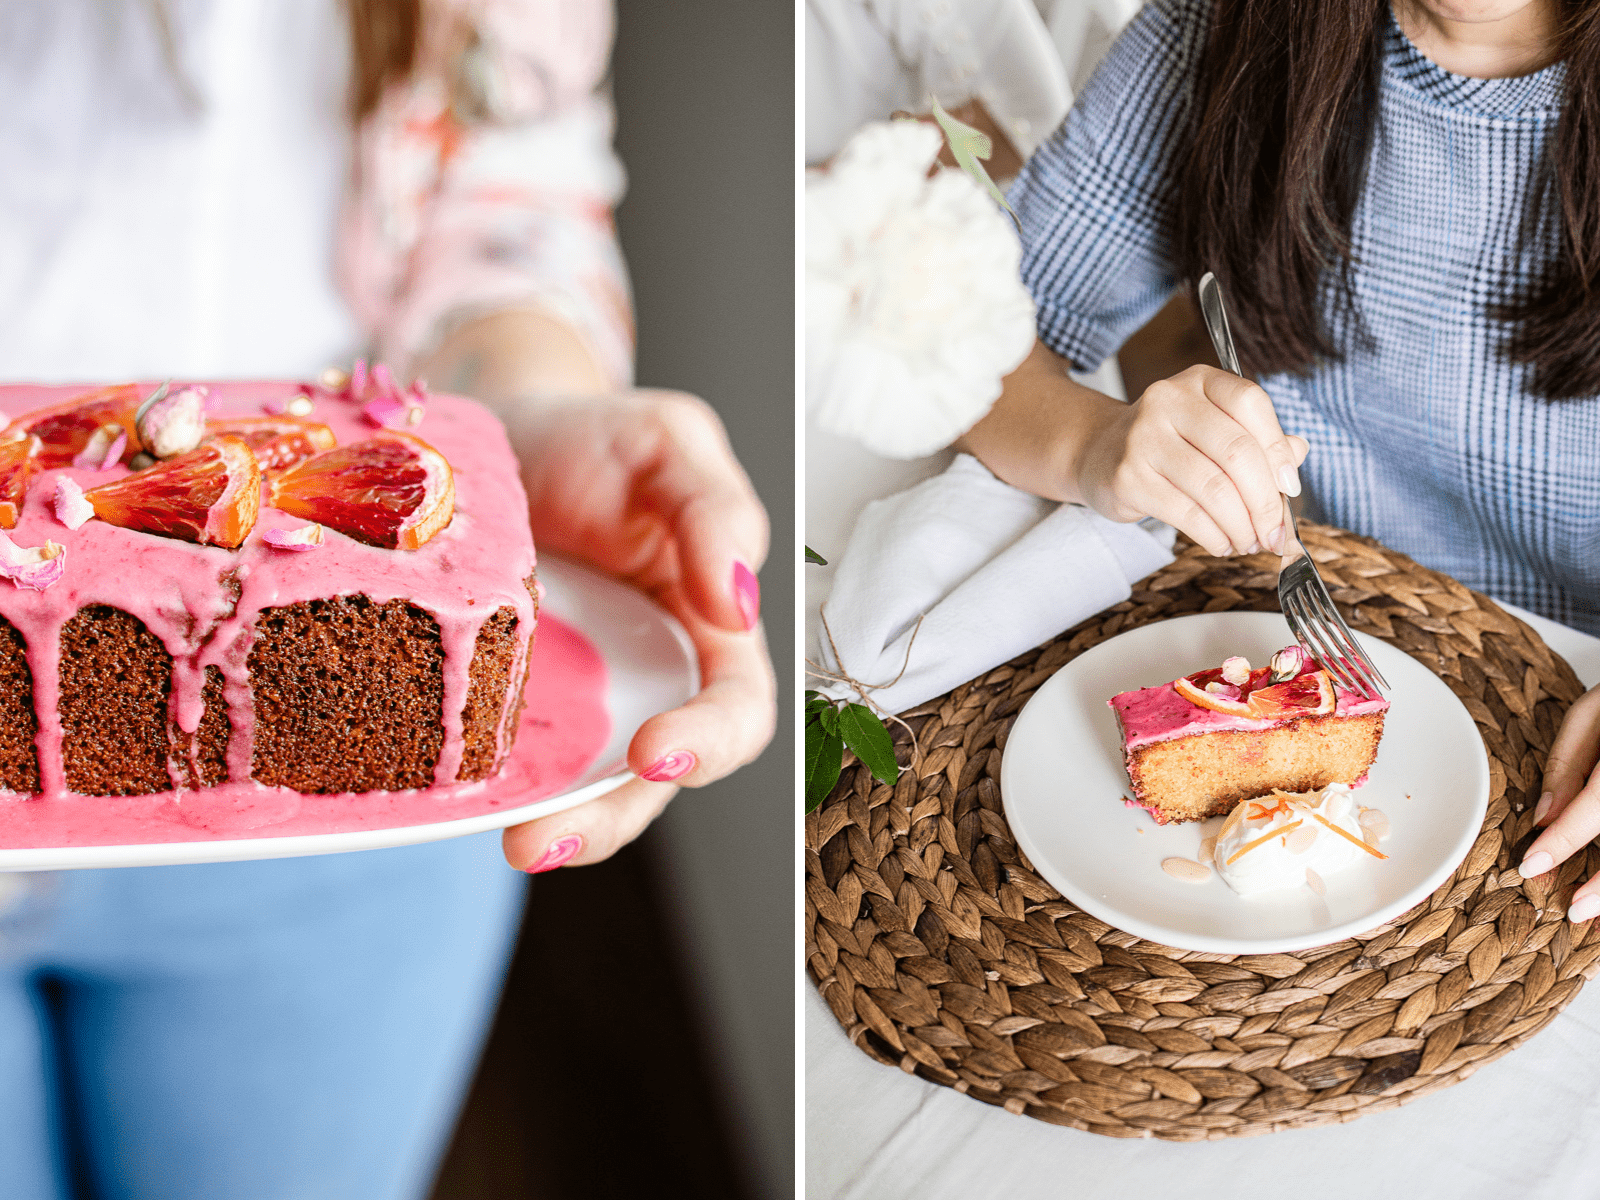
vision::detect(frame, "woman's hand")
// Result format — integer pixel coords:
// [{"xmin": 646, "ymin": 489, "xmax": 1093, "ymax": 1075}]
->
[
  {"xmin": 1521, "ymin": 685, "xmax": 1600, "ymax": 921},
  {"xmin": 494, "ymin": 391, "xmax": 776, "ymax": 873},
  {"xmin": 959, "ymin": 340, "xmax": 1309, "ymax": 556},
  {"xmin": 416, "ymin": 310, "xmax": 775, "ymax": 874}
]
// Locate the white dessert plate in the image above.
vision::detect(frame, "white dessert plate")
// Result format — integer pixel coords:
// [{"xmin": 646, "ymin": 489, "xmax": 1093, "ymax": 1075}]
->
[
  {"xmin": 0, "ymin": 554, "xmax": 698, "ymax": 870},
  {"xmin": 1001, "ymin": 611, "xmax": 1490, "ymax": 954}
]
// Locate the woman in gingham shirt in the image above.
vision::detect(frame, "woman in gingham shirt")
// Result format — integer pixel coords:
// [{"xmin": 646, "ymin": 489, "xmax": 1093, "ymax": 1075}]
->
[{"xmin": 956, "ymin": 0, "xmax": 1600, "ymax": 919}]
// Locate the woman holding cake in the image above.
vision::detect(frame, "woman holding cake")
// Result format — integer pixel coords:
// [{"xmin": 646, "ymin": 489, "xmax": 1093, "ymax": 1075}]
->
[
  {"xmin": 958, "ymin": 0, "xmax": 1600, "ymax": 921},
  {"xmin": 0, "ymin": 1, "xmax": 773, "ymax": 1197}
]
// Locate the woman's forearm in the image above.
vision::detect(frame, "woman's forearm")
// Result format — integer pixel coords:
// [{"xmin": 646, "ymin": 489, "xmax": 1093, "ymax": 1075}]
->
[
  {"xmin": 413, "ymin": 307, "xmax": 613, "ymax": 421},
  {"xmin": 955, "ymin": 338, "xmax": 1124, "ymax": 503}
]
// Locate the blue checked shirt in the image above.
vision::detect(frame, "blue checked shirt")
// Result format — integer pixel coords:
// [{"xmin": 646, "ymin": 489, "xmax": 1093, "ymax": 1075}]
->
[{"xmin": 1011, "ymin": 0, "xmax": 1600, "ymax": 633}]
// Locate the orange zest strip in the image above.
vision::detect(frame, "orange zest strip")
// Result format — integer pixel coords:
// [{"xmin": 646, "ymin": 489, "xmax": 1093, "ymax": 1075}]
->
[
  {"xmin": 1226, "ymin": 819, "xmax": 1304, "ymax": 866},
  {"xmin": 1311, "ymin": 811, "xmax": 1389, "ymax": 859}
]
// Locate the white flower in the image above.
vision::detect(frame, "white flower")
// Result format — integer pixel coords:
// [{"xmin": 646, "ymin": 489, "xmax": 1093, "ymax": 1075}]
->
[{"xmin": 806, "ymin": 121, "xmax": 1036, "ymax": 460}]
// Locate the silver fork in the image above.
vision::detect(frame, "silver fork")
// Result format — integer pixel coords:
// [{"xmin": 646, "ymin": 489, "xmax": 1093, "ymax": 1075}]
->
[{"xmin": 1195, "ymin": 272, "xmax": 1389, "ymax": 700}]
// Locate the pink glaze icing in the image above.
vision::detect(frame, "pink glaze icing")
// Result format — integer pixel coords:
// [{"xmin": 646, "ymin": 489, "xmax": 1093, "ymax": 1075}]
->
[
  {"xmin": 1109, "ymin": 659, "xmax": 1390, "ymax": 752},
  {"xmin": 0, "ymin": 379, "xmax": 544, "ymax": 810},
  {"xmin": 0, "ymin": 612, "xmax": 609, "ymax": 847}
]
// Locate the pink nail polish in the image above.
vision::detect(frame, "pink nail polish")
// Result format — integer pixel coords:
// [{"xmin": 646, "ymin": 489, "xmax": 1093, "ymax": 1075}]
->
[
  {"xmin": 525, "ymin": 834, "xmax": 583, "ymax": 874},
  {"xmin": 1570, "ymin": 894, "xmax": 1600, "ymax": 924},
  {"xmin": 1534, "ymin": 791, "xmax": 1553, "ymax": 824},
  {"xmin": 732, "ymin": 561, "xmax": 760, "ymax": 631},
  {"xmin": 640, "ymin": 750, "xmax": 696, "ymax": 782}
]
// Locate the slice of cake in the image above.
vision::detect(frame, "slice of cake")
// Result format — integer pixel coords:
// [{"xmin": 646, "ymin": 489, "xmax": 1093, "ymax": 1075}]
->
[
  {"xmin": 1109, "ymin": 647, "xmax": 1388, "ymax": 825},
  {"xmin": 0, "ymin": 372, "xmax": 538, "ymax": 801}
]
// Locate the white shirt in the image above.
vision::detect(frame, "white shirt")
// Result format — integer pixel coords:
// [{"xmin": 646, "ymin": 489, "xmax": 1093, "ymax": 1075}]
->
[{"xmin": 0, "ymin": 0, "xmax": 362, "ymax": 382}]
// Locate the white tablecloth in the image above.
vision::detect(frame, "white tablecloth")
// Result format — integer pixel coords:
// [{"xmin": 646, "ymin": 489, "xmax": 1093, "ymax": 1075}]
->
[{"xmin": 806, "ymin": 605, "xmax": 1600, "ymax": 1200}]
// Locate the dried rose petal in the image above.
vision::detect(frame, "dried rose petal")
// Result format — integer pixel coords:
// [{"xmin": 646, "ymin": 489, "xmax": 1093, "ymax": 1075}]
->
[
  {"xmin": 1221, "ymin": 656, "xmax": 1251, "ymax": 685},
  {"xmin": 54, "ymin": 477, "xmax": 94, "ymax": 530},
  {"xmin": 137, "ymin": 386, "xmax": 207, "ymax": 459},
  {"xmin": 349, "ymin": 359, "xmax": 369, "ymax": 398},
  {"xmin": 0, "ymin": 529, "xmax": 64, "ymax": 590},
  {"xmin": 361, "ymin": 394, "xmax": 425, "ymax": 429},
  {"xmin": 261, "ymin": 393, "xmax": 316, "ymax": 418},
  {"xmin": 262, "ymin": 523, "xmax": 325, "ymax": 552},
  {"xmin": 1271, "ymin": 645, "xmax": 1312, "ymax": 682},
  {"xmin": 72, "ymin": 424, "xmax": 125, "ymax": 471}
]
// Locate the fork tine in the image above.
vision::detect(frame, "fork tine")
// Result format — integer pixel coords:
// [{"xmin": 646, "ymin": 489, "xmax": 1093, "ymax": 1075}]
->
[
  {"xmin": 1288, "ymin": 590, "xmax": 1366, "ymax": 698},
  {"xmin": 1306, "ymin": 585, "xmax": 1388, "ymax": 695}
]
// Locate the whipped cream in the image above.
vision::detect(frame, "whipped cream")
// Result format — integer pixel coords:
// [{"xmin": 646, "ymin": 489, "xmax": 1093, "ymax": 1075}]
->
[{"xmin": 1213, "ymin": 784, "xmax": 1382, "ymax": 897}]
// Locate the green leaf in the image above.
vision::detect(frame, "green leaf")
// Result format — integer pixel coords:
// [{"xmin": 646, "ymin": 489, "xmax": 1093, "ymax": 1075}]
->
[
  {"xmin": 837, "ymin": 703, "xmax": 900, "ymax": 787},
  {"xmin": 817, "ymin": 702, "xmax": 841, "ymax": 736},
  {"xmin": 929, "ymin": 97, "xmax": 1016, "ymax": 221},
  {"xmin": 804, "ymin": 690, "xmax": 831, "ymax": 716},
  {"xmin": 805, "ymin": 545, "xmax": 828, "ymax": 566},
  {"xmin": 805, "ymin": 717, "xmax": 844, "ymax": 813}
]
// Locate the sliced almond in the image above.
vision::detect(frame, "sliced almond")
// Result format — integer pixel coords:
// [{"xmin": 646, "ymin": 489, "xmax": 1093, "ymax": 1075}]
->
[
  {"xmin": 1305, "ymin": 867, "xmax": 1326, "ymax": 896},
  {"xmin": 1162, "ymin": 857, "xmax": 1211, "ymax": 884},
  {"xmin": 1218, "ymin": 802, "xmax": 1250, "ymax": 840},
  {"xmin": 1198, "ymin": 835, "xmax": 1217, "ymax": 867},
  {"xmin": 1285, "ymin": 825, "xmax": 1318, "ymax": 855},
  {"xmin": 1359, "ymin": 808, "xmax": 1390, "ymax": 841}
]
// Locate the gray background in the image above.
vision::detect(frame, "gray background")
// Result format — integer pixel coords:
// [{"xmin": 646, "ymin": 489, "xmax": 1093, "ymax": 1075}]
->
[{"xmin": 615, "ymin": 2, "xmax": 794, "ymax": 1197}]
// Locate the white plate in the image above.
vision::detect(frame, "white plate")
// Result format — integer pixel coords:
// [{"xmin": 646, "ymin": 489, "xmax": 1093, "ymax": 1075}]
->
[
  {"xmin": 0, "ymin": 555, "xmax": 699, "ymax": 871},
  {"xmin": 1001, "ymin": 611, "xmax": 1489, "ymax": 954}
]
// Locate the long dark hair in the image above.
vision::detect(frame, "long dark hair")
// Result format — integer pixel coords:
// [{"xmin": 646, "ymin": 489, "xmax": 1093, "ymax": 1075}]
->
[
  {"xmin": 347, "ymin": 0, "xmax": 422, "ymax": 120},
  {"xmin": 1175, "ymin": 0, "xmax": 1600, "ymax": 400}
]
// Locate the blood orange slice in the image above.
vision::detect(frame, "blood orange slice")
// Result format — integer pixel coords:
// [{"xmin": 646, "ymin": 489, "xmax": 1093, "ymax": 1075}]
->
[
  {"xmin": 1247, "ymin": 670, "xmax": 1335, "ymax": 718},
  {"xmin": 0, "ymin": 436, "xmax": 39, "ymax": 529},
  {"xmin": 84, "ymin": 436, "xmax": 261, "ymax": 548},
  {"xmin": 1173, "ymin": 668, "xmax": 1256, "ymax": 718},
  {"xmin": 3, "ymin": 384, "xmax": 145, "ymax": 468},
  {"xmin": 203, "ymin": 416, "xmax": 336, "ymax": 473},
  {"xmin": 268, "ymin": 431, "xmax": 453, "ymax": 550}
]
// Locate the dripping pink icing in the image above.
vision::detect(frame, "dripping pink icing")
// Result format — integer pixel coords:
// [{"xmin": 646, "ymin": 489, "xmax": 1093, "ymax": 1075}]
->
[
  {"xmin": 1109, "ymin": 656, "xmax": 1390, "ymax": 752},
  {"xmin": 0, "ymin": 379, "xmax": 542, "ymax": 805},
  {"xmin": 0, "ymin": 612, "xmax": 609, "ymax": 846}
]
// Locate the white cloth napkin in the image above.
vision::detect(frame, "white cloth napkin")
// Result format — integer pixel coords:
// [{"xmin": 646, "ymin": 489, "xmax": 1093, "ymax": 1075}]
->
[{"xmin": 814, "ymin": 453, "xmax": 1176, "ymax": 715}]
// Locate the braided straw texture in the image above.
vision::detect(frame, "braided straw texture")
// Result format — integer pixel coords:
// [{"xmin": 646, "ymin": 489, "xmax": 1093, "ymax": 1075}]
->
[{"xmin": 805, "ymin": 524, "xmax": 1600, "ymax": 1140}]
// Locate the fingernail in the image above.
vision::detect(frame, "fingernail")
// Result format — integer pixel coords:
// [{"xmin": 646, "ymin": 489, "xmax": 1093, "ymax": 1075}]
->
[
  {"xmin": 1520, "ymin": 850, "xmax": 1553, "ymax": 878},
  {"xmin": 1278, "ymin": 466, "xmax": 1301, "ymax": 498},
  {"xmin": 732, "ymin": 561, "xmax": 760, "ymax": 631},
  {"xmin": 525, "ymin": 834, "xmax": 583, "ymax": 874},
  {"xmin": 1535, "ymin": 791, "xmax": 1554, "ymax": 824},
  {"xmin": 1246, "ymin": 540, "xmax": 1261, "ymax": 555},
  {"xmin": 1569, "ymin": 893, "xmax": 1600, "ymax": 923},
  {"xmin": 640, "ymin": 750, "xmax": 696, "ymax": 783},
  {"xmin": 1267, "ymin": 525, "xmax": 1286, "ymax": 555}
]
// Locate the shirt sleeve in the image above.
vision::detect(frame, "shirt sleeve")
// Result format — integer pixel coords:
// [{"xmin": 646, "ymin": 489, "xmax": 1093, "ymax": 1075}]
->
[
  {"xmin": 1010, "ymin": 0, "xmax": 1209, "ymax": 374},
  {"xmin": 338, "ymin": 0, "xmax": 634, "ymax": 387}
]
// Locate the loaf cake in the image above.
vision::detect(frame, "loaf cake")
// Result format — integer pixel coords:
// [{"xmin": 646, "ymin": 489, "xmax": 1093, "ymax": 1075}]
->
[
  {"xmin": 0, "ymin": 373, "xmax": 537, "ymax": 801},
  {"xmin": 1109, "ymin": 647, "xmax": 1388, "ymax": 825}
]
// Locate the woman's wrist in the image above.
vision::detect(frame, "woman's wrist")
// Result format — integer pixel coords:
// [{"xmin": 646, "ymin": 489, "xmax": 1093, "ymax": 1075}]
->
[
  {"xmin": 413, "ymin": 307, "xmax": 614, "ymax": 421},
  {"xmin": 956, "ymin": 340, "xmax": 1124, "ymax": 505}
]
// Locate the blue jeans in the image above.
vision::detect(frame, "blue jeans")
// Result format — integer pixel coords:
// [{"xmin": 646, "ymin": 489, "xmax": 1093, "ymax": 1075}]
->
[{"xmin": 0, "ymin": 833, "xmax": 527, "ymax": 1200}]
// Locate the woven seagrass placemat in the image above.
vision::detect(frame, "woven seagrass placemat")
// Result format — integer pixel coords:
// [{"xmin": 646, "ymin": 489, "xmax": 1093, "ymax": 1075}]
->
[{"xmin": 805, "ymin": 522, "xmax": 1600, "ymax": 1140}]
